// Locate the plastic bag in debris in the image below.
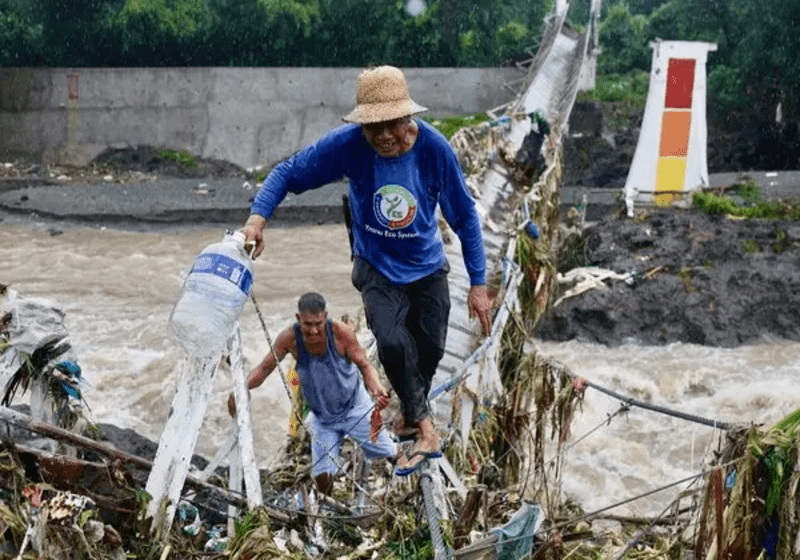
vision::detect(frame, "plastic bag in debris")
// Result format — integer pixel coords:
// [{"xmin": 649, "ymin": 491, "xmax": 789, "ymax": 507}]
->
[
  {"xmin": 178, "ymin": 501, "xmax": 201, "ymax": 536},
  {"xmin": 489, "ymin": 501, "xmax": 543, "ymax": 560}
]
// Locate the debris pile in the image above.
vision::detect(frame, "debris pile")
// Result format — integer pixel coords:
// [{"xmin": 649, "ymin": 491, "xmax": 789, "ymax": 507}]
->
[{"xmin": 696, "ymin": 409, "xmax": 800, "ymax": 560}]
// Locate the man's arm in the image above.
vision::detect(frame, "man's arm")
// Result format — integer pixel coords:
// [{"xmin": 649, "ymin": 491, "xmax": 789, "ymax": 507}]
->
[
  {"xmin": 242, "ymin": 125, "xmax": 358, "ymax": 258},
  {"xmin": 334, "ymin": 321, "xmax": 390, "ymax": 410},
  {"xmin": 227, "ymin": 327, "xmax": 293, "ymax": 416},
  {"xmin": 432, "ymin": 135, "xmax": 494, "ymax": 334}
]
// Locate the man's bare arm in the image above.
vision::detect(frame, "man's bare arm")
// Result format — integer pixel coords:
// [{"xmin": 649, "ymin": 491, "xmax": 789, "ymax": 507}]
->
[
  {"xmin": 227, "ymin": 327, "xmax": 294, "ymax": 416},
  {"xmin": 335, "ymin": 321, "xmax": 390, "ymax": 409}
]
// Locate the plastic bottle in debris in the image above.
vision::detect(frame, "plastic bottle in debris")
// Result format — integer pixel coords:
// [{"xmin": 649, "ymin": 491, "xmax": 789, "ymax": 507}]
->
[{"xmin": 168, "ymin": 230, "xmax": 254, "ymax": 357}]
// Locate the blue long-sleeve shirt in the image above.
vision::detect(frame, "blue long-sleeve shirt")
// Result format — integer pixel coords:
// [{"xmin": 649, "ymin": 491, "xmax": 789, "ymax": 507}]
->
[{"xmin": 251, "ymin": 119, "xmax": 486, "ymax": 286}]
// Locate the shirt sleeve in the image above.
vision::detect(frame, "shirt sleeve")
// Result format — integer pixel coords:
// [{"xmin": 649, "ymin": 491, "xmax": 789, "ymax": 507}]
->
[
  {"xmin": 250, "ymin": 125, "xmax": 356, "ymax": 219},
  {"xmin": 434, "ymin": 136, "xmax": 487, "ymax": 286}
]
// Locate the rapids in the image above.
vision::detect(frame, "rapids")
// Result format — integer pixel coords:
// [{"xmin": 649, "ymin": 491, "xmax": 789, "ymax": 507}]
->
[{"xmin": 3, "ymin": 218, "xmax": 799, "ymax": 516}]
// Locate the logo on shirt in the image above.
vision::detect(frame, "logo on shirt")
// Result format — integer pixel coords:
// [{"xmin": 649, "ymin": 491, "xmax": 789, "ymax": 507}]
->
[{"xmin": 374, "ymin": 185, "xmax": 417, "ymax": 230}]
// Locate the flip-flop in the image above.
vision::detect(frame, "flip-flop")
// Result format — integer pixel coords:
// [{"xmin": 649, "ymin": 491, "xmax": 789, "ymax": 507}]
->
[{"xmin": 394, "ymin": 449, "xmax": 443, "ymax": 477}]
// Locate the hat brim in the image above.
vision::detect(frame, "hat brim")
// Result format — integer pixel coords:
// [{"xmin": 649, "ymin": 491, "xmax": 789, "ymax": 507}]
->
[{"xmin": 342, "ymin": 99, "xmax": 428, "ymax": 124}]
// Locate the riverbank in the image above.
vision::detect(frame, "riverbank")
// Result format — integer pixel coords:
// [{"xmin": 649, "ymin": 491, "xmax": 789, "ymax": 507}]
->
[{"xmin": 536, "ymin": 207, "xmax": 800, "ymax": 347}]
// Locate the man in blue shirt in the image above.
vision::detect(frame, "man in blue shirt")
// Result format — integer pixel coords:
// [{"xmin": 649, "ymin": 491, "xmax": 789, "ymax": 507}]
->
[{"xmin": 241, "ymin": 66, "xmax": 492, "ymax": 475}]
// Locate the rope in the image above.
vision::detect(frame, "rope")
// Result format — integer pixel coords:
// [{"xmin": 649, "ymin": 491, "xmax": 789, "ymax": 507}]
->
[
  {"xmin": 544, "ymin": 404, "xmax": 629, "ymax": 469},
  {"xmin": 612, "ymin": 491, "xmax": 694, "ymax": 560},
  {"xmin": 549, "ymin": 469, "xmax": 707, "ymax": 533},
  {"xmin": 447, "ymin": 469, "xmax": 712, "ymax": 558},
  {"xmin": 248, "ymin": 292, "xmax": 294, "ymax": 404}
]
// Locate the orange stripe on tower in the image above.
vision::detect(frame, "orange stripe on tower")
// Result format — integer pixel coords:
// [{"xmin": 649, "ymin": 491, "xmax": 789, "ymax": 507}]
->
[
  {"xmin": 655, "ymin": 58, "xmax": 695, "ymax": 205},
  {"xmin": 660, "ymin": 111, "xmax": 691, "ymax": 157}
]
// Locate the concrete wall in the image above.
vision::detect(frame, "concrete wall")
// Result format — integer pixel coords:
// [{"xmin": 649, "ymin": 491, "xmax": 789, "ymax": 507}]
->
[{"xmin": 0, "ymin": 67, "xmax": 524, "ymax": 169}]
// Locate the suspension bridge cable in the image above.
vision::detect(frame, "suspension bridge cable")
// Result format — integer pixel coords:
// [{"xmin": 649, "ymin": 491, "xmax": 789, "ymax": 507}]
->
[
  {"xmin": 582, "ymin": 378, "xmax": 732, "ymax": 431},
  {"xmin": 548, "ymin": 358, "xmax": 733, "ymax": 431}
]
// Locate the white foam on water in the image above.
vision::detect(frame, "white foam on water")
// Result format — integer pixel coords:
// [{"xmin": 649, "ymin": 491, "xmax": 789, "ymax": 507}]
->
[{"xmin": 536, "ymin": 339, "xmax": 800, "ymax": 516}]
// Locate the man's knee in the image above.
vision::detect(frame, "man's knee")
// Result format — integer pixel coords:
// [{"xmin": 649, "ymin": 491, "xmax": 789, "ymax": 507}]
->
[{"xmin": 374, "ymin": 325, "xmax": 406, "ymax": 360}]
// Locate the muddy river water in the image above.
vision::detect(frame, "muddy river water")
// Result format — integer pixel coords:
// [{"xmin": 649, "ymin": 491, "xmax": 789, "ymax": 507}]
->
[{"xmin": 3, "ymin": 219, "xmax": 799, "ymax": 517}]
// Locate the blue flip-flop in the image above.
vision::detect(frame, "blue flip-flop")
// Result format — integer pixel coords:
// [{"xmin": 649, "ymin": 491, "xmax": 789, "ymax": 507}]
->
[{"xmin": 394, "ymin": 449, "xmax": 443, "ymax": 477}]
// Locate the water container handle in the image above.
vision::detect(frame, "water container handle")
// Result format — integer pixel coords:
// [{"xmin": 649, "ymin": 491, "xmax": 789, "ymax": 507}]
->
[
  {"xmin": 230, "ymin": 229, "xmax": 256, "ymax": 259},
  {"xmin": 244, "ymin": 240, "xmax": 256, "ymax": 259}
]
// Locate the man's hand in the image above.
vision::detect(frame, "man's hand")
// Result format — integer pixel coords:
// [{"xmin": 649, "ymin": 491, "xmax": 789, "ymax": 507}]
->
[
  {"xmin": 240, "ymin": 214, "xmax": 267, "ymax": 259},
  {"xmin": 369, "ymin": 385, "xmax": 390, "ymax": 443},
  {"xmin": 368, "ymin": 384, "xmax": 390, "ymax": 411},
  {"xmin": 468, "ymin": 284, "xmax": 493, "ymax": 334}
]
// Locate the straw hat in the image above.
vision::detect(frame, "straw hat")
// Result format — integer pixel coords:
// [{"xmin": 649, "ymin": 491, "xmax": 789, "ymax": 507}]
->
[{"xmin": 342, "ymin": 66, "xmax": 428, "ymax": 124}]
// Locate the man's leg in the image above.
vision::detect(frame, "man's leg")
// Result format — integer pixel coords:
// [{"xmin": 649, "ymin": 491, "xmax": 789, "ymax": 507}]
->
[
  {"xmin": 315, "ymin": 473, "xmax": 334, "ymax": 496},
  {"xmin": 344, "ymin": 385, "xmax": 399, "ymax": 461},
  {"xmin": 408, "ymin": 267, "xmax": 450, "ymax": 398},
  {"xmin": 307, "ymin": 413, "xmax": 344, "ymax": 496},
  {"xmin": 396, "ymin": 269, "xmax": 450, "ymax": 471},
  {"xmin": 354, "ymin": 259, "xmax": 428, "ymax": 427}
]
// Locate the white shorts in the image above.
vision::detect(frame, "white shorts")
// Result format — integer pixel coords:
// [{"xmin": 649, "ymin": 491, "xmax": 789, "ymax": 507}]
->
[{"xmin": 307, "ymin": 385, "xmax": 397, "ymax": 477}]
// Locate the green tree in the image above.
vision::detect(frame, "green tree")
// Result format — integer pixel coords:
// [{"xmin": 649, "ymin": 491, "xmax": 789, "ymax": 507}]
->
[
  {"xmin": 458, "ymin": 0, "xmax": 502, "ymax": 65},
  {"xmin": 303, "ymin": 0, "xmax": 436, "ymax": 67},
  {"xmin": 455, "ymin": 0, "xmax": 545, "ymax": 66},
  {"xmin": 496, "ymin": 20, "xmax": 531, "ymax": 64},
  {"xmin": 109, "ymin": 0, "xmax": 214, "ymax": 65},
  {"xmin": 203, "ymin": 0, "xmax": 273, "ymax": 66},
  {"xmin": 734, "ymin": 0, "xmax": 800, "ymax": 122},
  {"xmin": 206, "ymin": 0, "xmax": 320, "ymax": 65},
  {"xmin": 0, "ymin": 1, "xmax": 43, "ymax": 65},
  {"xmin": 113, "ymin": 0, "xmax": 213, "ymax": 36},
  {"xmin": 382, "ymin": 1, "xmax": 452, "ymax": 68},
  {"xmin": 598, "ymin": 2, "xmax": 650, "ymax": 73},
  {"xmin": 26, "ymin": 0, "xmax": 120, "ymax": 65}
]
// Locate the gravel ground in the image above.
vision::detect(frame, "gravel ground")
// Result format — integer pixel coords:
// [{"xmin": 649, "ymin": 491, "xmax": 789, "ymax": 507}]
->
[{"xmin": 0, "ymin": 150, "xmax": 348, "ymax": 229}]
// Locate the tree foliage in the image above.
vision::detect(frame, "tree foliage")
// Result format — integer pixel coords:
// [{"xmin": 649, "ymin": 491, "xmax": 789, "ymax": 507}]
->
[
  {"xmin": 0, "ymin": 1, "xmax": 42, "ymax": 65},
  {"xmin": 598, "ymin": 2, "xmax": 649, "ymax": 74},
  {"xmin": 0, "ymin": 0, "xmax": 544, "ymax": 67}
]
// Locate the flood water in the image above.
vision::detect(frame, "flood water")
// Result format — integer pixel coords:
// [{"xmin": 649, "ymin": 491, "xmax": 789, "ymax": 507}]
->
[
  {"xmin": 1, "ymin": 220, "xmax": 361, "ymax": 468},
  {"xmin": 535, "ymin": 338, "xmax": 800, "ymax": 516},
  {"xmin": 3, "ymin": 218, "xmax": 800, "ymax": 517}
]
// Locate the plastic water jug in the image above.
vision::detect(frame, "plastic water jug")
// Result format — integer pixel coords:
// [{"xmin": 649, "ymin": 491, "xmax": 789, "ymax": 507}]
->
[{"xmin": 168, "ymin": 231, "xmax": 254, "ymax": 356}]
